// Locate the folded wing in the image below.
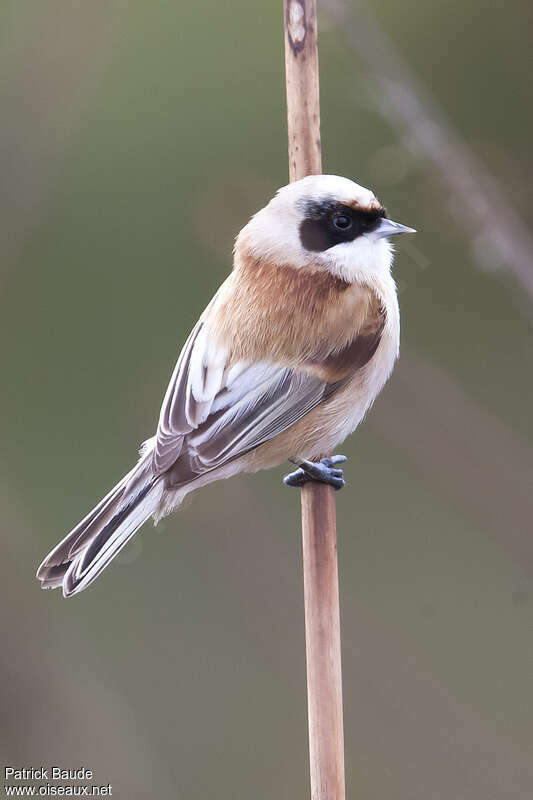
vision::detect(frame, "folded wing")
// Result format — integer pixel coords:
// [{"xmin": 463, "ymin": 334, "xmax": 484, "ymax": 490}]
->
[{"xmin": 152, "ymin": 321, "xmax": 346, "ymax": 482}]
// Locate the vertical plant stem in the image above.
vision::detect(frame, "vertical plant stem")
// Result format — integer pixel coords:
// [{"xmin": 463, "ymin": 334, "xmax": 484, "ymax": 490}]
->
[
  {"xmin": 283, "ymin": 2, "xmax": 346, "ymax": 798},
  {"xmin": 284, "ymin": 0, "xmax": 322, "ymax": 178}
]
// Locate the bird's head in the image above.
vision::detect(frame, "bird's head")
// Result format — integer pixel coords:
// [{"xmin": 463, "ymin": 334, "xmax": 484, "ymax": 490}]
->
[{"xmin": 237, "ymin": 174, "xmax": 415, "ymax": 283}]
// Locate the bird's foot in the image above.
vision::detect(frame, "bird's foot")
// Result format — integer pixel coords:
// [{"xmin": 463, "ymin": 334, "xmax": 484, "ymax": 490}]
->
[{"xmin": 283, "ymin": 455, "xmax": 347, "ymax": 491}]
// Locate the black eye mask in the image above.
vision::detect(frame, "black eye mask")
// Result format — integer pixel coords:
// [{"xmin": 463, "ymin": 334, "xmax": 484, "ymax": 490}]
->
[{"xmin": 299, "ymin": 200, "xmax": 386, "ymax": 252}]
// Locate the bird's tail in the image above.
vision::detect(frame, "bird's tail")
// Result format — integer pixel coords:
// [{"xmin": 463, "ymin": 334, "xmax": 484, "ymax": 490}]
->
[{"xmin": 36, "ymin": 455, "xmax": 163, "ymax": 597}]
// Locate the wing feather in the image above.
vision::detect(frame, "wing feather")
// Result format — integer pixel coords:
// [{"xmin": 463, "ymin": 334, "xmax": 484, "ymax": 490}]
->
[
  {"xmin": 153, "ymin": 319, "xmax": 347, "ymax": 482},
  {"xmin": 153, "ymin": 292, "xmax": 385, "ymax": 481},
  {"xmin": 186, "ymin": 370, "xmax": 343, "ymax": 472},
  {"xmin": 153, "ymin": 319, "xmax": 227, "ymax": 472}
]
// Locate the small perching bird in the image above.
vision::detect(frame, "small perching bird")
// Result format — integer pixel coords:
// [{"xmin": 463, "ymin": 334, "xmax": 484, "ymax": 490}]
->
[{"xmin": 37, "ymin": 175, "xmax": 415, "ymax": 596}]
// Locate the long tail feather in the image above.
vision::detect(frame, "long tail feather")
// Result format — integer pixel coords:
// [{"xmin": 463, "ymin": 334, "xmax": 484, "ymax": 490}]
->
[{"xmin": 37, "ymin": 460, "xmax": 163, "ymax": 597}]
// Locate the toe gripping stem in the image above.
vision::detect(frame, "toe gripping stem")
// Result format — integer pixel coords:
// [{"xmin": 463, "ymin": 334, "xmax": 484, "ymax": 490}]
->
[{"xmin": 283, "ymin": 455, "xmax": 347, "ymax": 491}]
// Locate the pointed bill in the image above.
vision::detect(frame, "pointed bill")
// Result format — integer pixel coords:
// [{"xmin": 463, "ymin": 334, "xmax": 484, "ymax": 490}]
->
[{"xmin": 375, "ymin": 218, "xmax": 416, "ymax": 238}]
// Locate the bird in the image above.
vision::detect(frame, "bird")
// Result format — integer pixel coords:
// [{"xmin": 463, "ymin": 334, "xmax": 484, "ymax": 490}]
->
[{"xmin": 37, "ymin": 174, "xmax": 415, "ymax": 597}]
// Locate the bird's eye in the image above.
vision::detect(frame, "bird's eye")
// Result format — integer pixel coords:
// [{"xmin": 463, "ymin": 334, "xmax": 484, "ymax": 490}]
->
[{"xmin": 332, "ymin": 214, "xmax": 352, "ymax": 230}]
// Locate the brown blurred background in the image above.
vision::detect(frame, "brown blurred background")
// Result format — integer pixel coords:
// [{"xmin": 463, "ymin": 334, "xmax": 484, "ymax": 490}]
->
[{"xmin": 1, "ymin": 1, "xmax": 532, "ymax": 797}]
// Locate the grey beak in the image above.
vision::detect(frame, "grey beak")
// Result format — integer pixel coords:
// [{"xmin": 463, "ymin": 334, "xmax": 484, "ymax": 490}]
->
[{"xmin": 375, "ymin": 218, "xmax": 416, "ymax": 239}]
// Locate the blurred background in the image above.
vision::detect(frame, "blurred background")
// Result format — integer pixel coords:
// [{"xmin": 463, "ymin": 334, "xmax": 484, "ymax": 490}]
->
[{"xmin": 1, "ymin": 1, "xmax": 532, "ymax": 797}]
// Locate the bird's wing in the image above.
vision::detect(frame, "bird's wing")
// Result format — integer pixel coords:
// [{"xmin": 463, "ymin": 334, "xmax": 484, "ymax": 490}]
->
[
  {"xmin": 152, "ymin": 320, "xmax": 346, "ymax": 478},
  {"xmin": 152, "ymin": 319, "xmax": 207, "ymax": 473}
]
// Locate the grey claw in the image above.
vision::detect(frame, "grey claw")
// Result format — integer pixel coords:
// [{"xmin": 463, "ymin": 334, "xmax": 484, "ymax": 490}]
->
[
  {"xmin": 322, "ymin": 455, "xmax": 347, "ymax": 467},
  {"xmin": 283, "ymin": 455, "xmax": 347, "ymax": 490},
  {"xmin": 328, "ymin": 475, "xmax": 346, "ymax": 491},
  {"xmin": 283, "ymin": 468, "xmax": 307, "ymax": 487}
]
